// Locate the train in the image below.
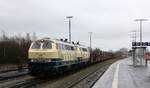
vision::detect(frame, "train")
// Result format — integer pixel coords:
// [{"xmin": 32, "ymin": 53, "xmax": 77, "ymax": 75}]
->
[{"xmin": 28, "ymin": 37, "xmax": 113, "ymax": 76}]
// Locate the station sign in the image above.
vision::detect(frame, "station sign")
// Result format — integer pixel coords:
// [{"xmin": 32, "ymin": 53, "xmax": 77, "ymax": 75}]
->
[{"xmin": 132, "ymin": 42, "xmax": 150, "ymax": 46}]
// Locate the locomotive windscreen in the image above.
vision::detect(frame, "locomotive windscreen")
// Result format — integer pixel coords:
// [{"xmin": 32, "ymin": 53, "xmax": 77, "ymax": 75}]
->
[{"xmin": 31, "ymin": 40, "xmax": 52, "ymax": 49}]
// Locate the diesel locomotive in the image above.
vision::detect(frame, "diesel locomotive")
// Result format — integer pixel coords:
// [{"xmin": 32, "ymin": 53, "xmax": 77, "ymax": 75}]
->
[{"xmin": 28, "ymin": 38, "xmax": 90, "ymax": 76}]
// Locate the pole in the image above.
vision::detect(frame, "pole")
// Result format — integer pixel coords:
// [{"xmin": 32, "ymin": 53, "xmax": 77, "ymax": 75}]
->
[
  {"xmin": 134, "ymin": 19, "xmax": 147, "ymax": 46},
  {"xmin": 135, "ymin": 31, "xmax": 136, "ymax": 43},
  {"xmin": 140, "ymin": 20, "xmax": 142, "ymax": 46},
  {"xmin": 132, "ymin": 30, "xmax": 137, "ymax": 66},
  {"xmin": 4, "ymin": 47, "xmax": 5, "ymax": 57},
  {"xmin": 66, "ymin": 16, "xmax": 73, "ymax": 43},
  {"xmin": 132, "ymin": 30, "xmax": 137, "ymax": 42},
  {"xmin": 69, "ymin": 19, "xmax": 71, "ymax": 43},
  {"xmin": 134, "ymin": 19, "xmax": 148, "ymax": 65},
  {"xmin": 89, "ymin": 32, "xmax": 92, "ymax": 50}
]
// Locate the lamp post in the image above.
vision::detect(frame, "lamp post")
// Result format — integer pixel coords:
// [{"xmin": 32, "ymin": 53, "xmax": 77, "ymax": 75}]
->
[
  {"xmin": 89, "ymin": 32, "xmax": 92, "ymax": 50},
  {"xmin": 134, "ymin": 19, "xmax": 148, "ymax": 65},
  {"xmin": 134, "ymin": 19, "xmax": 148, "ymax": 46},
  {"xmin": 66, "ymin": 16, "xmax": 73, "ymax": 43},
  {"xmin": 131, "ymin": 30, "xmax": 138, "ymax": 66},
  {"xmin": 131, "ymin": 30, "xmax": 138, "ymax": 43}
]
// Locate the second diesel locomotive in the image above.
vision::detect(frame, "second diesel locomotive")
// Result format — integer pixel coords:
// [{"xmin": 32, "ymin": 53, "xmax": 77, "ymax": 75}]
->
[{"xmin": 28, "ymin": 38, "xmax": 90, "ymax": 76}]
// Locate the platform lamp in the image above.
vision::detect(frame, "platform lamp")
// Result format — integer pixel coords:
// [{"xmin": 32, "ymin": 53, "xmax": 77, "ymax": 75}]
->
[{"xmin": 66, "ymin": 16, "xmax": 73, "ymax": 43}]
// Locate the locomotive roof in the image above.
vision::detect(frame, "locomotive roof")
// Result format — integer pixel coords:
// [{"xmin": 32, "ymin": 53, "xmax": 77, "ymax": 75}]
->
[
  {"xmin": 36, "ymin": 38, "xmax": 74, "ymax": 46},
  {"xmin": 36, "ymin": 37, "xmax": 88, "ymax": 48}
]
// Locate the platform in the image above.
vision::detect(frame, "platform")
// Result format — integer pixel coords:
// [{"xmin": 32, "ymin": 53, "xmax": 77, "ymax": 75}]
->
[{"xmin": 92, "ymin": 57, "xmax": 150, "ymax": 88}]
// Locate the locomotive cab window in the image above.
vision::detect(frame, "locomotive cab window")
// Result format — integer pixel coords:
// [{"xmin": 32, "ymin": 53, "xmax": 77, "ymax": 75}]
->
[
  {"xmin": 82, "ymin": 48, "xmax": 88, "ymax": 52},
  {"xmin": 43, "ymin": 41, "xmax": 52, "ymax": 49},
  {"xmin": 31, "ymin": 42, "xmax": 41, "ymax": 49},
  {"xmin": 71, "ymin": 46, "xmax": 75, "ymax": 51},
  {"xmin": 31, "ymin": 40, "xmax": 53, "ymax": 49}
]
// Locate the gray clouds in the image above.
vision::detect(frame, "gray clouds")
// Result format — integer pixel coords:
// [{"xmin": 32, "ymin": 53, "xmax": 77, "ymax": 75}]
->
[{"xmin": 0, "ymin": 0, "xmax": 150, "ymax": 50}]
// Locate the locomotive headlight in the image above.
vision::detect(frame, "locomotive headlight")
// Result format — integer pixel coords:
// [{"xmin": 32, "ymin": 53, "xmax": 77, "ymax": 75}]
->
[
  {"xmin": 47, "ymin": 60, "xmax": 51, "ymax": 62},
  {"xmin": 30, "ymin": 59, "xmax": 34, "ymax": 62},
  {"xmin": 30, "ymin": 59, "xmax": 37, "ymax": 62}
]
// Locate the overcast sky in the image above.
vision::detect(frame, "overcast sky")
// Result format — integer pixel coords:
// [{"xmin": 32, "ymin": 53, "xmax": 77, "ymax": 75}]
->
[{"xmin": 0, "ymin": 0, "xmax": 150, "ymax": 51}]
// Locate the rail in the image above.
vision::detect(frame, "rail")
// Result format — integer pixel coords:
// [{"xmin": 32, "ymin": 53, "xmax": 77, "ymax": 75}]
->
[{"xmin": 65, "ymin": 63, "xmax": 111, "ymax": 88}]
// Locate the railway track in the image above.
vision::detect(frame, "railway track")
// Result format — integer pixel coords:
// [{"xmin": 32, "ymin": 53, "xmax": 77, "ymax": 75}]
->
[
  {"xmin": 0, "ymin": 75, "xmax": 34, "ymax": 88},
  {"xmin": 0, "ymin": 75, "xmax": 58, "ymax": 88},
  {"xmin": 44, "ymin": 58, "xmax": 119, "ymax": 88},
  {"xmin": 0, "ymin": 67, "xmax": 27, "ymax": 73},
  {"xmin": 64, "ymin": 63, "xmax": 111, "ymax": 88},
  {"xmin": 0, "ymin": 68, "xmax": 29, "ymax": 81},
  {"xmin": 0, "ymin": 68, "xmax": 59, "ymax": 88}
]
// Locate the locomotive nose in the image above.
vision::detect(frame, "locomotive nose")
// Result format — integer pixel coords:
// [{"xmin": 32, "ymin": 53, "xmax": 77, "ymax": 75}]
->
[
  {"xmin": 36, "ymin": 52, "xmax": 46, "ymax": 58},
  {"xmin": 29, "ymin": 52, "xmax": 46, "ymax": 59},
  {"xmin": 29, "ymin": 51, "xmax": 59, "ymax": 60}
]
